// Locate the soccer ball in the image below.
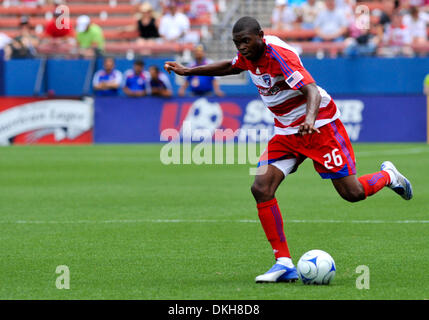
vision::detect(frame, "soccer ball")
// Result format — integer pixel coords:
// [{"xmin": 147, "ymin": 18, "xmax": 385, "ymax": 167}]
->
[
  {"xmin": 184, "ymin": 97, "xmax": 223, "ymax": 140},
  {"xmin": 297, "ymin": 250, "xmax": 336, "ymax": 285}
]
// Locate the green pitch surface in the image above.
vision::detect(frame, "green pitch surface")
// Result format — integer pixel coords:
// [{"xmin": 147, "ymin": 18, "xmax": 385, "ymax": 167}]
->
[{"xmin": 1, "ymin": 143, "xmax": 428, "ymax": 300}]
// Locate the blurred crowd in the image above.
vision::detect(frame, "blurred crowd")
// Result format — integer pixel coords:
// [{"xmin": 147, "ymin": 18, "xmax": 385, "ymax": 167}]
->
[
  {"xmin": 271, "ymin": 0, "xmax": 429, "ymax": 56},
  {"xmin": 0, "ymin": 0, "xmax": 428, "ymax": 61},
  {"xmin": 0, "ymin": 0, "xmax": 219, "ymax": 59}
]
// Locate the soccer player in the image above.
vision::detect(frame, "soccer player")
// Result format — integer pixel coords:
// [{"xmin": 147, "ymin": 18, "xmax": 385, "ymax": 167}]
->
[
  {"xmin": 148, "ymin": 65, "xmax": 173, "ymax": 98},
  {"xmin": 93, "ymin": 57, "xmax": 123, "ymax": 97},
  {"xmin": 178, "ymin": 45, "xmax": 224, "ymax": 97},
  {"xmin": 123, "ymin": 60, "xmax": 148, "ymax": 98},
  {"xmin": 164, "ymin": 16, "xmax": 413, "ymax": 283}
]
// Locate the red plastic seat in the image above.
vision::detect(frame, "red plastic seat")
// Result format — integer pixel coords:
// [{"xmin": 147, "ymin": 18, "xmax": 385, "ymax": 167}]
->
[
  {"xmin": 0, "ymin": 4, "xmax": 135, "ymax": 16},
  {"xmin": 265, "ymin": 28, "xmax": 317, "ymax": 41}
]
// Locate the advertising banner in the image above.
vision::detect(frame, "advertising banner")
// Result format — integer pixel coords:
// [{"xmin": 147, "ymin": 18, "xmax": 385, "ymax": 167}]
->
[
  {"xmin": 0, "ymin": 97, "xmax": 93, "ymax": 145},
  {"xmin": 94, "ymin": 96, "xmax": 426, "ymax": 143}
]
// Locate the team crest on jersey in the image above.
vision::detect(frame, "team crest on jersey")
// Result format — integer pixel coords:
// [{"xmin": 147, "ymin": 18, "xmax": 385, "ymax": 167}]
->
[{"xmin": 262, "ymin": 74, "xmax": 271, "ymax": 87}]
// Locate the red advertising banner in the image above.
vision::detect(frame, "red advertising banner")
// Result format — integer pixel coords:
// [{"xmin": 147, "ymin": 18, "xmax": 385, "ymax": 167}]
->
[{"xmin": 0, "ymin": 97, "xmax": 93, "ymax": 145}]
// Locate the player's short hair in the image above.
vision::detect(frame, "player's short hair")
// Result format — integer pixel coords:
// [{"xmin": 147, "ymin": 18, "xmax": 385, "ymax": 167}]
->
[
  {"xmin": 232, "ymin": 16, "xmax": 262, "ymax": 35},
  {"xmin": 149, "ymin": 65, "xmax": 159, "ymax": 73},
  {"xmin": 194, "ymin": 44, "xmax": 205, "ymax": 52},
  {"xmin": 103, "ymin": 57, "xmax": 115, "ymax": 64},
  {"xmin": 134, "ymin": 59, "xmax": 144, "ymax": 67}
]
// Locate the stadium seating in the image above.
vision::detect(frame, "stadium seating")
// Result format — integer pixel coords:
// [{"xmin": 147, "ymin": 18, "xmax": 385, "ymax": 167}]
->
[
  {"xmin": 1, "ymin": 0, "xmax": 428, "ymax": 57},
  {"xmin": 0, "ymin": 4, "xmax": 136, "ymax": 15},
  {"xmin": 264, "ymin": 29, "xmax": 317, "ymax": 41},
  {"xmin": 0, "ymin": 1, "xmax": 216, "ymax": 56}
]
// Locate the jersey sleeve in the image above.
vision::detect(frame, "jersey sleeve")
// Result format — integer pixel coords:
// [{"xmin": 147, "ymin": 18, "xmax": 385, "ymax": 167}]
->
[
  {"xmin": 123, "ymin": 70, "xmax": 132, "ymax": 88},
  {"xmin": 269, "ymin": 45, "xmax": 315, "ymax": 90},
  {"xmin": 230, "ymin": 52, "xmax": 248, "ymax": 71},
  {"xmin": 160, "ymin": 73, "xmax": 172, "ymax": 90},
  {"xmin": 92, "ymin": 70, "xmax": 102, "ymax": 87},
  {"xmin": 113, "ymin": 70, "xmax": 123, "ymax": 86}
]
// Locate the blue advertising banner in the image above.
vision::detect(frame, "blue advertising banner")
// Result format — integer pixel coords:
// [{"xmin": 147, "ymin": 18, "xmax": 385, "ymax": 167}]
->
[{"xmin": 94, "ymin": 95, "xmax": 427, "ymax": 143}]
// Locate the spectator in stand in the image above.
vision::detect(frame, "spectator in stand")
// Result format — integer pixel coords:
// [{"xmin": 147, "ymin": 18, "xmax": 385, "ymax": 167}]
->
[
  {"xmin": 123, "ymin": 59, "xmax": 149, "ymax": 97},
  {"xmin": 336, "ymin": 0, "xmax": 355, "ymax": 27},
  {"xmin": 335, "ymin": 0, "xmax": 354, "ymax": 15},
  {"xmin": 137, "ymin": 3, "xmax": 161, "ymax": 43},
  {"xmin": 120, "ymin": 3, "xmax": 160, "ymax": 45},
  {"xmin": 272, "ymin": 0, "xmax": 298, "ymax": 31},
  {"xmin": 344, "ymin": 16, "xmax": 380, "ymax": 57},
  {"xmin": 178, "ymin": 44, "xmax": 224, "ymax": 97},
  {"xmin": 131, "ymin": 0, "xmax": 163, "ymax": 15},
  {"xmin": 0, "ymin": 33, "xmax": 12, "ymax": 60},
  {"xmin": 313, "ymin": 0, "xmax": 349, "ymax": 42},
  {"xmin": 93, "ymin": 57, "xmax": 123, "ymax": 96},
  {"xmin": 403, "ymin": 6, "xmax": 428, "ymax": 44},
  {"xmin": 188, "ymin": 0, "xmax": 217, "ymax": 19},
  {"xmin": 300, "ymin": 0, "xmax": 326, "ymax": 30},
  {"xmin": 378, "ymin": 12, "xmax": 414, "ymax": 56},
  {"xmin": 75, "ymin": 15, "xmax": 105, "ymax": 58},
  {"xmin": 158, "ymin": 1, "xmax": 191, "ymax": 42},
  {"xmin": 373, "ymin": 0, "xmax": 396, "ymax": 40},
  {"xmin": 148, "ymin": 65, "xmax": 173, "ymax": 97},
  {"xmin": 44, "ymin": 7, "xmax": 75, "ymax": 42},
  {"xmin": 407, "ymin": 0, "xmax": 429, "ymax": 7},
  {"xmin": 173, "ymin": 0, "xmax": 187, "ymax": 11},
  {"xmin": 6, "ymin": 16, "xmax": 39, "ymax": 59}
]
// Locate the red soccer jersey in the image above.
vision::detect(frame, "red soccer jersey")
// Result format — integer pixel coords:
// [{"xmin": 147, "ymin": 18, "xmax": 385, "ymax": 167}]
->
[
  {"xmin": 44, "ymin": 19, "xmax": 75, "ymax": 38},
  {"xmin": 231, "ymin": 35, "xmax": 339, "ymax": 135}
]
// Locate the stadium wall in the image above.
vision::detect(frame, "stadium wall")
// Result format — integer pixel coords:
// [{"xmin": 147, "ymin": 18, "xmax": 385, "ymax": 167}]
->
[
  {"xmin": 3, "ymin": 57, "xmax": 429, "ymax": 96},
  {"xmin": 93, "ymin": 96, "xmax": 426, "ymax": 143},
  {"xmin": 2, "ymin": 57, "xmax": 428, "ymax": 144},
  {"xmin": 0, "ymin": 95, "xmax": 426, "ymax": 144}
]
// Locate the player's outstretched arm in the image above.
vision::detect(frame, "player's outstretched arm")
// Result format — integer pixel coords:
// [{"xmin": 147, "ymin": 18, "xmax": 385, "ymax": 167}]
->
[{"xmin": 164, "ymin": 60, "xmax": 242, "ymax": 77}]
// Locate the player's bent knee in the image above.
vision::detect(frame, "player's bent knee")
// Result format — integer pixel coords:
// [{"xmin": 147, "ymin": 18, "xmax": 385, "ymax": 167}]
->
[{"xmin": 251, "ymin": 183, "xmax": 275, "ymax": 203}]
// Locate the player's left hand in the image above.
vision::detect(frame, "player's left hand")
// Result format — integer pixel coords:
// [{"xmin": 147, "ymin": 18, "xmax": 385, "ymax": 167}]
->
[
  {"xmin": 164, "ymin": 61, "xmax": 187, "ymax": 76},
  {"xmin": 298, "ymin": 122, "xmax": 320, "ymax": 136}
]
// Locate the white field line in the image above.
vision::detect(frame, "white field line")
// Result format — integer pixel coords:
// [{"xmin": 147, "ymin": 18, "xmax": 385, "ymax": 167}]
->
[{"xmin": 1, "ymin": 219, "xmax": 429, "ymax": 224}]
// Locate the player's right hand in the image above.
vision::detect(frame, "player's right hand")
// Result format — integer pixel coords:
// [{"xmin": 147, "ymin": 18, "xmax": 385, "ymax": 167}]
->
[{"xmin": 164, "ymin": 62, "xmax": 187, "ymax": 76}]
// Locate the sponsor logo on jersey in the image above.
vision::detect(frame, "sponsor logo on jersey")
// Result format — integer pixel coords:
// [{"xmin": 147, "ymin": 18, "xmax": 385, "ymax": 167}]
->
[{"xmin": 262, "ymin": 74, "xmax": 271, "ymax": 87}]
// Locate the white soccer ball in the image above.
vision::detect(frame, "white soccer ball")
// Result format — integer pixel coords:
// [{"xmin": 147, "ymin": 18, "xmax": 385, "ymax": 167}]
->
[
  {"xmin": 297, "ymin": 249, "xmax": 336, "ymax": 285},
  {"xmin": 184, "ymin": 98, "xmax": 223, "ymax": 140}
]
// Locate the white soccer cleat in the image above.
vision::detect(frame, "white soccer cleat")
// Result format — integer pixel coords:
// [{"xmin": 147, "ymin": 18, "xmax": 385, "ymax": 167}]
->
[
  {"xmin": 380, "ymin": 161, "xmax": 413, "ymax": 200},
  {"xmin": 255, "ymin": 263, "xmax": 298, "ymax": 283}
]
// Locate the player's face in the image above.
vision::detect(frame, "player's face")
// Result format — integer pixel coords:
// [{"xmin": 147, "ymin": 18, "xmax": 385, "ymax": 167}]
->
[
  {"xmin": 134, "ymin": 64, "xmax": 143, "ymax": 74},
  {"xmin": 232, "ymin": 30, "xmax": 264, "ymax": 61},
  {"xmin": 149, "ymin": 67, "xmax": 157, "ymax": 79},
  {"xmin": 194, "ymin": 47, "xmax": 205, "ymax": 61},
  {"xmin": 104, "ymin": 59, "xmax": 114, "ymax": 72}
]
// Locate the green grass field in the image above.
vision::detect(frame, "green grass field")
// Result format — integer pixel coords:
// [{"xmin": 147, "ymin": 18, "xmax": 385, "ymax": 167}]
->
[{"xmin": 1, "ymin": 143, "xmax": 428, "ymax": 300}]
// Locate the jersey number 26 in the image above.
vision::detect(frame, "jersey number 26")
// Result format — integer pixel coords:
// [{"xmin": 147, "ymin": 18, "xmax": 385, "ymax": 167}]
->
[{"xmin": 323, "ymin": 148, "xmax": 343, "ymax": 169}]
